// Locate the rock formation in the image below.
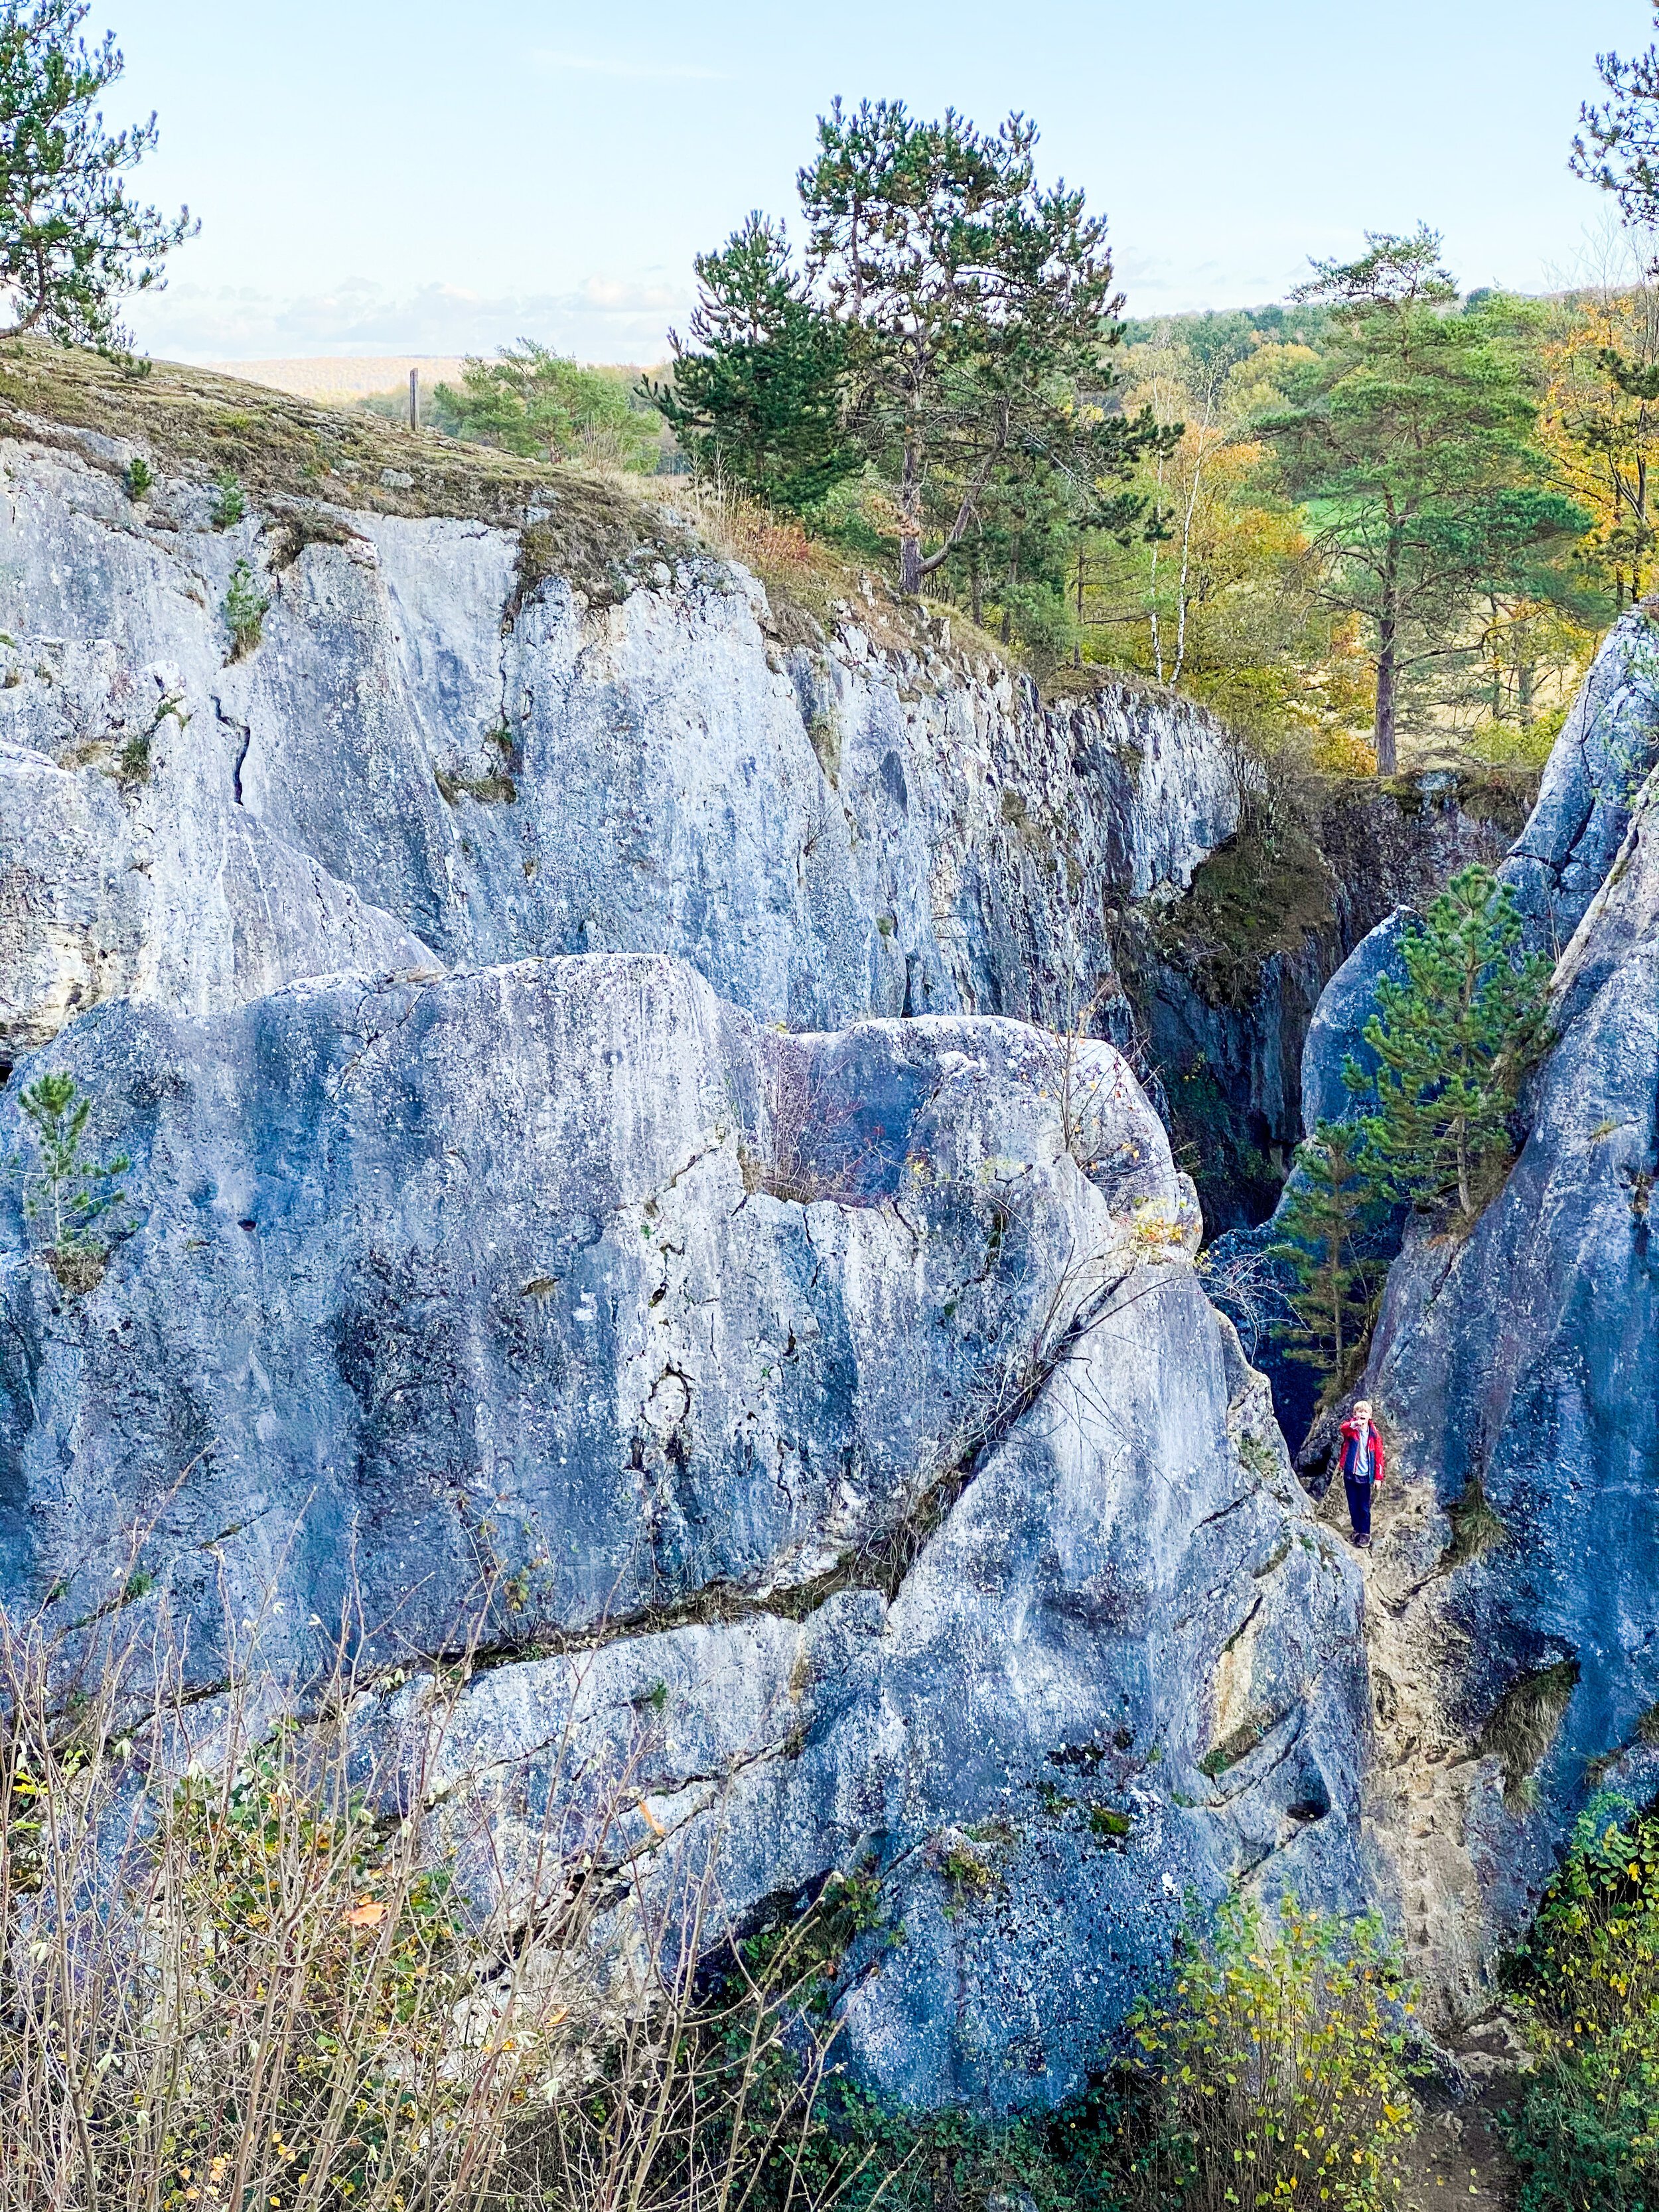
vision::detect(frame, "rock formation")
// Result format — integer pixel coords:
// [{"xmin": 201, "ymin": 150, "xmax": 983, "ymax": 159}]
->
[
  {"xmin": 1355, "ymin": 726, "xmax": 1659, "ymax": 2020},
  {"xmin": 0, "ymin": 355, "xmax": 1369, "ymax": 2108}
]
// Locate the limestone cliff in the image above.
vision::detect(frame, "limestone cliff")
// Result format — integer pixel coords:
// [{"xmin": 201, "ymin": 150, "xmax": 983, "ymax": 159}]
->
[{"xmin": 0, "ymin": 349, "xmax": 1368, "ymax": 2108}]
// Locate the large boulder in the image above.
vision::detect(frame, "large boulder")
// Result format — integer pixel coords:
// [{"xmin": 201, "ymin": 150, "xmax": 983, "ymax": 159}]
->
[{"xmin": 0, "ymin": 951, "xmax": 1369, "ymax": 2107}]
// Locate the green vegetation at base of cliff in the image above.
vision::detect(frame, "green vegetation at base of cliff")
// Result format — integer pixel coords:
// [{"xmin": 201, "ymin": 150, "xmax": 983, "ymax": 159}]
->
[{"xmin": 1500, "ymin": 1796, "xmax": 1659, "ymax": 2211}]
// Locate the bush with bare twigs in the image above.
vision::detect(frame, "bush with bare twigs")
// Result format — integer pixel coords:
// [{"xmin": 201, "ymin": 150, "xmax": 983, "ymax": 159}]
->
[{"xmin": 0, "ymin": 1591, "xmax": 888, "ymax": 2212}]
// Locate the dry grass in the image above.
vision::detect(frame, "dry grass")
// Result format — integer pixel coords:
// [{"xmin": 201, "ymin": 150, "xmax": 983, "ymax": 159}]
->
[
  {"xmin": 206, "ymin": 358, "xmax": 474, "ymax": 404},
  {"xmin": 1477, "ymin": 1659, "xmax": 1580, "ymax": 1813},
  {"xmin": 1441, "ymin": 1477, "xmax": 1508, "ymax": 1572},
  {"xmin": 0, "ymin": 1575, "xmax": 881, "ymax": 2212},
  {"xmin": 0, "ymin": 336, "xmax": 687, "ymax": 598}
]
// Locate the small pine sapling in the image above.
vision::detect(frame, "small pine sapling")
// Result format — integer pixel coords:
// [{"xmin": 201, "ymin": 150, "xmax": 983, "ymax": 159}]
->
[
  {"xmin": 1346, "ymin": 864, "xmax": 1551, "ymax": 1219},
  {"xmin": 211, "ymin": 469, "xmax": 246, "ymax": 528},
  {"xmin": 13, "ymin": 1071, "xmax": 131, "ymax": 1288},
  {"xmin": 222, "ymin": 559, "xmax": 269, "ymax": 658},
  {"xmin": 123, "ymin": 454, "xmax": 153, "ymax": 500},
  {"xmin": 1268, "ymin": 1120, "xmax": 1386, "ymax": 1387}
]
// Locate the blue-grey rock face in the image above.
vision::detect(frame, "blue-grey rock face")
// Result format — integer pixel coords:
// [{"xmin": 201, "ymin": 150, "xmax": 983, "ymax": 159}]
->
[
  {"xmin": 1354, "ymin": 753, "xmax": 1659, "ymax": 2017},
  {"xmin": 1502, "ymin": 607, "xmax": 1659, "ymax": 952},
  {"xmin": 0, "ymin": 952, "xmax": 1368, "ymax": 2108},
  {"xmin": 1299, "ymin": 909, "xmax": 1411, "ymax": 1136},
  {"xmin": 0, "ymin": 433, "xmax": 1240, "ymax": 1058}
]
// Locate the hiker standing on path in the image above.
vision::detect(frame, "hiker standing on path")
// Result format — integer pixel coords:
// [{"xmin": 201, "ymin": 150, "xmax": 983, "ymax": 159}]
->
[{"xmin": 1338, "ymin": 1400, "xmax": 1386, "ymax": 1550}]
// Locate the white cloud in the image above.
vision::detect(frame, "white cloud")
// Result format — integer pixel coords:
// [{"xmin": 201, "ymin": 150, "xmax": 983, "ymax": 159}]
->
[
  {"xmin": 125, "ymin": 273, "xmax": 695, "ymax": 366},
  {"xmin": 532, "ymin": 49, "xmax": 725, "ymax": 81}
]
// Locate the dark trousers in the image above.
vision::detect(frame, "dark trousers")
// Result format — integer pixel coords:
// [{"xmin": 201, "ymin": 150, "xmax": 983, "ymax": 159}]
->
[{"xmin": 1344, "ymin": 1474, "xmax": 1372, "ymax": 1540}]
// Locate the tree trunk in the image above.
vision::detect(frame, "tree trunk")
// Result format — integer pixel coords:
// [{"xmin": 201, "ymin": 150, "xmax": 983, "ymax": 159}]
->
[
  {"xmin": 899, "ymin": 433, "xmax": 924, "ymax": 597},
  {"xmin": 970, "ymin": 547, "xmax": 982, "ymax": 628},
  {"xmin": 1374, "ymin": 534, "xmax": 1401, "ymax": 778},
  {"xmin": 1073, "ymin": 544, "xmax": 1085, "ymax": 670}
]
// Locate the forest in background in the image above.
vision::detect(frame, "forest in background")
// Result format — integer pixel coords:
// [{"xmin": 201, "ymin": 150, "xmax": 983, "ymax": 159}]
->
[{"xmin": 365, "ymin": 251, "xmax": 1659, "ymax": 782}]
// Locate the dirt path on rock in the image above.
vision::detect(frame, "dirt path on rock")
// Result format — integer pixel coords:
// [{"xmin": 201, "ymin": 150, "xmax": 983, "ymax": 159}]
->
[{"xmin": 1400, "ymin": 2067, "xmax": 1524, "ymax": 2211}]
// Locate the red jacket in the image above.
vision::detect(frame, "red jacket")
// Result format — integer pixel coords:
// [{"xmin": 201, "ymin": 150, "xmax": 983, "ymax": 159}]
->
[{"xmin": 1338, "ymin": 1417, "xmax": 1385, "ymax": 1485}]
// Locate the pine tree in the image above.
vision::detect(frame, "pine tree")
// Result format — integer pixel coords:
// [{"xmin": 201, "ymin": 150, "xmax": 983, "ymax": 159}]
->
[
  {"xmin": 14, "ymin": 1070, "xmax": 129, "ymax": 1254},
  {"xmin": 645, "ymin": 213, "xmax": 854, "ymax": 513},
  {"xmin": 0, "ymin": 0, "xmax": 196, "ymax": 350},
  {"xmin": 1268, "ymin": 1122, "xmax": 1385, "ymax": 1381},
  {"xmin": 1262, "ymin": 230, "xmax": 1586, "ymax": 774},
  {"xmin": 1345, "ymin": 864, "xmax": 1552, "ymax": 1217}
]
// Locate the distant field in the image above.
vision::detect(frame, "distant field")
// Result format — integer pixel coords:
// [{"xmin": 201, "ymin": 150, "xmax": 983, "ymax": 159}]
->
[
  {"xmin": 203, "ymin": 355, "xmax": 658, "ymax": 406},
  {"xmin": 202, "ymin": 356, "xmax": 474, "ymax": 403}
]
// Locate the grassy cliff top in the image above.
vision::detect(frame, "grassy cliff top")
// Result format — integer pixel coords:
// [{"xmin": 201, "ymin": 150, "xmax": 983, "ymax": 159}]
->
[
  {"xmin": 0, "ymin": 339, "xmax": 1236, "ymax": 710},
  {"xmin": 0, "ymin": 337, "xmax": 689, "ymax": 592}
]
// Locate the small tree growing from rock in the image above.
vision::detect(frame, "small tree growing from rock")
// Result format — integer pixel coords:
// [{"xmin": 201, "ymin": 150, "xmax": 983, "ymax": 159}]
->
[
  {"xmin": 13, "ymin": 1069, "xmax": 129, "ymax": 1288},
  {"xmin": 1269, "ymin": 1119, "xmax": 1387, "ymax": 1390},
  {"xmin": 1346, "ymin": 863, "xmax": 1551, "ymax": 1219}
]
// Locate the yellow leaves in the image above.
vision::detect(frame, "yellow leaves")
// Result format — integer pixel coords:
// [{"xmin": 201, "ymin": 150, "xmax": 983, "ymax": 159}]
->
[{"xmin": 346, "ymin": 1899, "xmax": 386, "ymax": 1929}]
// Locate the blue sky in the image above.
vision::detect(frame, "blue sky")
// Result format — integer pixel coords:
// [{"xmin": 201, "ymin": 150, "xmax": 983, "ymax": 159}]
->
[{"xmin": 111, "ymin": 0, "xmax": 1655, "ymax": 363}]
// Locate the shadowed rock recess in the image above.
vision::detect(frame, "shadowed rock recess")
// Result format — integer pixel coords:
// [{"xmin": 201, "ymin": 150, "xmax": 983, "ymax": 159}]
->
[{"xmin": 0, "ymin": 364, "xmax": 1368, "ymax": 2110}]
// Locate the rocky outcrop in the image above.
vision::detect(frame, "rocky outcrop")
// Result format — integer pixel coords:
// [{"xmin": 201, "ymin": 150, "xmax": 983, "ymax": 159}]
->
[
  {"xmin": 1503, "ymin": 607, "xmax": 1659, "ymax": 952},
  {"xmin": 1349, "ymin": 741, "xmax": 1659, "ymax": 2020},
  {"xmin": 0, "ymin": 954, "xmax": 1368, "ymax": 2107},
  {"xmin": 0, "ymin": 415, "xmax": 1240, "ymax": 1061},
  {"xmin": 0, "ymin": 354, "xmax": 1381, "ymax": 2108}
]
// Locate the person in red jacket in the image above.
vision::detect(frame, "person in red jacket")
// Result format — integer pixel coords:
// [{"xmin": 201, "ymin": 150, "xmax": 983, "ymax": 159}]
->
[{"xmin": 1337, "ymin": 1399, "xmax": 1386, "ymax": 1550}]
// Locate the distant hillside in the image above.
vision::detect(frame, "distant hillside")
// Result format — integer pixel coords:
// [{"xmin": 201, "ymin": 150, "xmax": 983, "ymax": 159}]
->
[
  {"xmin": 202, "ymin": 355, "xmax": 661, "ymax": 407},
  {"xmin": 202, "ymin": 356, "xmax": 473, "ymax": 404}
]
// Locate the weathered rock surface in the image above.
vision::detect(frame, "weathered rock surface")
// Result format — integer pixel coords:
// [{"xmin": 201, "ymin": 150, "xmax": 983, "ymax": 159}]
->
[
  {"xmin": 1353, "ymin": 743, "xmax": 1659, "ymax": 2020},
  {"xmin": 0, "ymin": 429, "xmax": 1240, "ymax": 1060},
  {"xmin": 0, "ymin": 950, "xmax": 1368, "ymax": 2106},
  {"xmin": 1299, "ymin": 909, "xmax": 1410, "ymax": 1135},
  {"xmin": 1502, "ymin": 607, "xmax": 1659, "ymax": 951}
]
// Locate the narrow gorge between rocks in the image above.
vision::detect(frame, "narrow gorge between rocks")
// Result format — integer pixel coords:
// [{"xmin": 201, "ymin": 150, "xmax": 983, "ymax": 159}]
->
[{"xmin": 1, "ymin": 344, "xmax": 1655, "ymax": 2120}]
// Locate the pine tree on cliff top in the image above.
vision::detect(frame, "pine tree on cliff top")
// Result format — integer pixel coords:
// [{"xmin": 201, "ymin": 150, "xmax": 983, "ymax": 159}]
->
[
  {"xmin": 646, "ymin": 212, "xmax": 855, "ymax": 513},
  {"xmin": 1344, "ymin": 863, "xmax": 1551, "ymax": 1218},
  {"xmin": 1269, "ymin": 1121, "xmax": 1385, "ymax": 1384}
]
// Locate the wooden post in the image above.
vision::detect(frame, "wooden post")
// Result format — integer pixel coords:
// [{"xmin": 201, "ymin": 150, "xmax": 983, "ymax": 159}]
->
[{"xmin": 409, "ymin": 368, "xmax": 419, "ymax": 435}]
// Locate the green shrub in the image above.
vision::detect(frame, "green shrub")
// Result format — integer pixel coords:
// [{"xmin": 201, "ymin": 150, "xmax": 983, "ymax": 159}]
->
[
  {"xmin": 1120, "ymin": 1894, "xmax": 1418, "ymax": 2210},
  {"xmin": 211, "ymin": 469, "xmax": 246, "ymax": 528},
  {"xmin": 10, "ymin": 1071, "xmax": 131, "ymax": 1291},
  {"xmin": 222, "ymin": 558, "xmax": 269, "ymax": 657},
  {"xmin": 1501, "ymin": 1797, "xmax": 1659, "ymax": 2211},
  {"xmin": 124, "ymin": 455, "xmax": 153, "ymax": 500}
]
